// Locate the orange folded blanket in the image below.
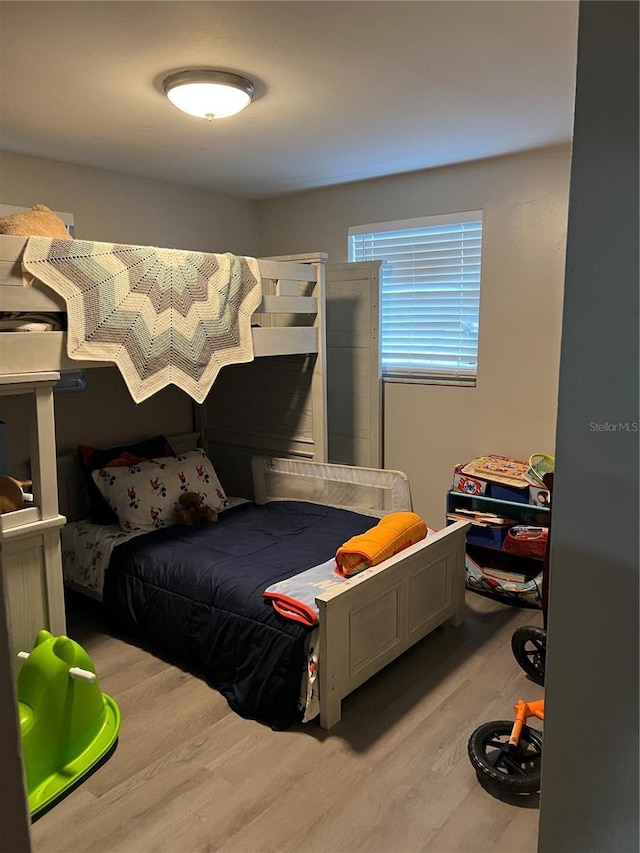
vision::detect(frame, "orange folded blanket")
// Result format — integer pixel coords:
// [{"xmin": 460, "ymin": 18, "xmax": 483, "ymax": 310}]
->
[{"xmin": 335, "ymin": 512, "xmax": 428, "ymax": 577}]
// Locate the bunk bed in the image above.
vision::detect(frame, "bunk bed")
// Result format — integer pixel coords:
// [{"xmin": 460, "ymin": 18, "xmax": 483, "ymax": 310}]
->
[{"xmin": 0, "ymin": 229, "xmax": 469, "ymax": 729}]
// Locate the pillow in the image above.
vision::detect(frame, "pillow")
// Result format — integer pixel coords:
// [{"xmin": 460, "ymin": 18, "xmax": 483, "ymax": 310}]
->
[
  {"xmin": 91, "ymin": 449, "xmax": 228, "ymax": 532},
  {"xmin": 78, "ymin": 435, "xmax": 175, "ymax": 524}
]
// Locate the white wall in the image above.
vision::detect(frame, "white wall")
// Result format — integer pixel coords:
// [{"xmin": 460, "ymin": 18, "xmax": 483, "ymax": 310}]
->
[
  {"xmin": 256, "ymin": 146, "xmax": 572, "ymax": 525},
  {"xmin": 0, "ymin": 151, "xmax": 258, "ymax": 474},
  {"xmin": 0, "ymin": 150, "xmax": 258, "ymax": 252},
  {"xmin": 538, "ymin": 3, "xmax": 639, "ymax": 851}
]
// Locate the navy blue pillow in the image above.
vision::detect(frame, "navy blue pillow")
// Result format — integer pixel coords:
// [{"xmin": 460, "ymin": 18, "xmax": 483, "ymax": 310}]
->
[{"xmin": 78, "ymin": 435, "xmax": 175, "ymax": 524}]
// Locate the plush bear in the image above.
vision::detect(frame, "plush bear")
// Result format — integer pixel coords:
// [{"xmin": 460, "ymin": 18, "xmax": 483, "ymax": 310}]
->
[
  {"xmin": 175, "ymin": 491, "xmax": 218, "ymax": 526},
  {"xmin": 0, "ymin": 476, "xmax": 30, "ymax": 514},
  {"xmin": 0, "ymin": 204, "xmax": 71, "ymax": 239}
]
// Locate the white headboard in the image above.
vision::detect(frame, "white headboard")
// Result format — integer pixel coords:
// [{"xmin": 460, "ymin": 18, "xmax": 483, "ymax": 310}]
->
[{"xmin": 57, "ymin": 431, "xmax": 200, "ymax": 521}]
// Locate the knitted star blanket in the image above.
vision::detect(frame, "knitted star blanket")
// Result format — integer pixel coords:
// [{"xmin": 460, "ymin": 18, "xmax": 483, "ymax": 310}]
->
[{"xmin": 22, "ymin": 236, "xmax": 262, "ymax": 404}]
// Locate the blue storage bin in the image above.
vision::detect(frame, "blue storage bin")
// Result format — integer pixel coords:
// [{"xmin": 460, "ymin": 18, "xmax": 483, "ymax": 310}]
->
[
  {"xmin": 490, "ymin": 483, "xmax": 530, "ymax": 504},
  {"xmin": 466, "ymin": 524, "xmax": 508, "ymax": 550}
]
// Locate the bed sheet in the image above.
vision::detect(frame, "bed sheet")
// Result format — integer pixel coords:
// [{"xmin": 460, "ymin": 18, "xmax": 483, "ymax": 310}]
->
[{"xmin": 61, "ymin": 519, "xmax": 139, "ymax": 596}]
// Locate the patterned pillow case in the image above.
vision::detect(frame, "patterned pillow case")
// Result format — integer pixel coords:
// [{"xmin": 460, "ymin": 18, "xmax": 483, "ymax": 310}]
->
[
  {"xmin": 78, "ymin": 435, "xmax": 175, "ymax": 524},
  {"xmin": 91, "ymin": 449, "xmax": 228, "ymax": 532}
]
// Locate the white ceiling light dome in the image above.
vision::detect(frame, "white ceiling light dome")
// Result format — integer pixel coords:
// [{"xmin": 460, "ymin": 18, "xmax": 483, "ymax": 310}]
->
[{"xmin": 162, "ymin": 70, "xmax": 255, "ymax": 120}]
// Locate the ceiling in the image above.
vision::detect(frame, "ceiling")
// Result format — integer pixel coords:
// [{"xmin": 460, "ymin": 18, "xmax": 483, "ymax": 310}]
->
[{"xmin": 0, "ymin": 1, "xmax": 579, "ymax": 200}]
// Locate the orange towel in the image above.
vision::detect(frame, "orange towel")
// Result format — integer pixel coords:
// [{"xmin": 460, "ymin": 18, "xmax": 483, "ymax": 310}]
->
[{"xmin": 335, "ymin": 512, "xmax": 428, "ymax": 577}]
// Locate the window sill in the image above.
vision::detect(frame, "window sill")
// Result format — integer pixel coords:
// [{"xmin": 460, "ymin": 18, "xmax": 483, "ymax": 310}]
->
[{"xmin": 382, "ymin": 375, "xmax": 477, "ymax": 388}]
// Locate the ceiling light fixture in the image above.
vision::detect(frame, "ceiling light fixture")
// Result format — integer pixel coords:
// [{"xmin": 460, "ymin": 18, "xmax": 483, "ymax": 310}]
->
[{"xmin": 162, "ymin": 70, "xmax": 255, "ymax": 121}]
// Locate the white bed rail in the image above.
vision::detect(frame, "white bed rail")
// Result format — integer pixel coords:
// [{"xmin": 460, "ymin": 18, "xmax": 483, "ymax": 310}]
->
[
  {"xmin": 0, "ymin": 236, "xmax": 328, "ymax": 373},
  {"xmin": 252, "ymin": 455, "xmax": 412, "ymax": 518}
]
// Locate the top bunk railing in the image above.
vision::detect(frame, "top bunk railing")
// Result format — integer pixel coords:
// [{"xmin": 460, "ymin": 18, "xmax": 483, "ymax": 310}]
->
[{"xmin": 0, "ymin": 235, "xmax": 328, "ymax": 373}]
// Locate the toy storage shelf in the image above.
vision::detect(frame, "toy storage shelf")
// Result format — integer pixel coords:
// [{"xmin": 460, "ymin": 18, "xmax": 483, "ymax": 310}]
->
[
  {"xmin": 446, "ymin": 490, "xmax": 548, "ymax": 607},
  {"xmin": 0, "ymin": 373, "xmax": 67, "ymax": 673}
]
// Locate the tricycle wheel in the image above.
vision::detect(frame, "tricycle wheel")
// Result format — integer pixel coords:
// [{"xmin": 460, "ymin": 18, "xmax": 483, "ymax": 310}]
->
[
  {"xmin": 468, "ymin": 720, "xmax": 543, "ymax": 794},
  {"xmin": 512, "ymin": 626, "xmax": 546, "ymax": 686}
]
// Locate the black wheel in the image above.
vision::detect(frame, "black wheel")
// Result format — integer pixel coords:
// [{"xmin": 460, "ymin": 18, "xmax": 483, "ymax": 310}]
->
[
  {"xmin": 468, "ymin": 720, "xmax": 543, "ymax": 794},
  {"xmin": 512, "ymin": 626, "xmax": 546, "ymax": 685}
]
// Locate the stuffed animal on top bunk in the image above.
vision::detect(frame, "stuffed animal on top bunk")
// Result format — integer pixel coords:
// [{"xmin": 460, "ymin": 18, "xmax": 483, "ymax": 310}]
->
[
  {"xmin": 174, "ymin": 491, "xmax": 218, "ymax": 526},
  {"xmin": 0, "ymin": 204, "xmax": 71, "ymax": 239}
]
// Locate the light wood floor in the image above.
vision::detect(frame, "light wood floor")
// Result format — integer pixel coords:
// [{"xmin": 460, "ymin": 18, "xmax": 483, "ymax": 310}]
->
[{"xmin": 30, "ymin": 591, "xmax": 544, "ymax": 853}]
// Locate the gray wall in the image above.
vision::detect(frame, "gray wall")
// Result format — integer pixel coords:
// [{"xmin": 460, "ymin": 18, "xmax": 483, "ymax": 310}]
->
[
  {"xmin": 257, "ymin": 146, "xmax": 572, "ymax": 526},
  {"xmin": 0, "ymin": 152, "xmax": 258, "ymax": 475},
  {"xmin": 538, "ymin": 3, "xmax": 639, "ymax": 851}
]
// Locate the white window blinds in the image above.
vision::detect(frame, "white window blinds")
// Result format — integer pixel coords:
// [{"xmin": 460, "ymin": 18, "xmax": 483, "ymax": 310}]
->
[{"xmin": 349, "ymin": 211, "xmax": 483, "ymax": 384}]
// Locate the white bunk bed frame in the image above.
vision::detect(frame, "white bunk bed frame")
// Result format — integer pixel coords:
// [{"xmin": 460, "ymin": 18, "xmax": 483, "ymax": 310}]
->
[
  {"xmin": 0, "ymin": 236, "xmax": 327, "ymax": 410},
  {"xmin": 1, "ymin": 230, "xmax": 469, "ymax": 729}
]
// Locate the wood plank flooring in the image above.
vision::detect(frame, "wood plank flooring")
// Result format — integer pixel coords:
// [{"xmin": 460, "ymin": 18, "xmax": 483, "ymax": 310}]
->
[{"xmin": 30, "ymin": 591, "xmax": 543, "ymax": 853}]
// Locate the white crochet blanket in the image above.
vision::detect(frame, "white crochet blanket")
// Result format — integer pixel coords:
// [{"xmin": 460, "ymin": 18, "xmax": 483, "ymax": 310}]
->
[{"xmin": 22, "ymin": 236, "xmax": 262, "ymax": 403}]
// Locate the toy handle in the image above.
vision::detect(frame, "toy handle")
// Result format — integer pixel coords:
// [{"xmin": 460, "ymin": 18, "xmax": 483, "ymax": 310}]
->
[
  {"xmin": 16, "ymin": 652, "xmax": 96, "ymax": 682},
  {"xmin": 69, "ymin": 667, "xmax": 97, "ymax": 683}
]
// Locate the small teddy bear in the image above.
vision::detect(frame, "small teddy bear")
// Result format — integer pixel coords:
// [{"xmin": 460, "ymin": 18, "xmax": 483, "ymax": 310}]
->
[{"xmin": 174, "ymin": 491, "xmax": 218, "ymax": 526}]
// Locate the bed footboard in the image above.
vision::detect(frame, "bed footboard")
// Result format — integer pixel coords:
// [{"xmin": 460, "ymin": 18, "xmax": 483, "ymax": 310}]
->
[{"xmin": 316, "ymin": 520, "xmax": 469, "ymax": 729}]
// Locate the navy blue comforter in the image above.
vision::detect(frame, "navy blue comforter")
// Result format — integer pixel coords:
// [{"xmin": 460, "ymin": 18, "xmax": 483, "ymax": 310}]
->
[{"xmin": 103, "ymin": 500, "xmax": 374, "ymax": 729}]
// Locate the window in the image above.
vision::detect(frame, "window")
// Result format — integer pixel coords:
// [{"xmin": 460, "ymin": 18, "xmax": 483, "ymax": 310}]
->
[{"xmin": 349, "ymin": 211, "xmax": 483, "ymax": 385}]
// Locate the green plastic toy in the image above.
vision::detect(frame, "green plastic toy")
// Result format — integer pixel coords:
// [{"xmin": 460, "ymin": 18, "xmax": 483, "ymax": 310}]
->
[{"xmin": 17, "ymin": 630, "xmax": 121, "ymax": 819}]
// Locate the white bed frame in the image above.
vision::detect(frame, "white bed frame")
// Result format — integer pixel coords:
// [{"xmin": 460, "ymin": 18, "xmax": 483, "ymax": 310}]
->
[
  {"xmin": 251, "ymin": 455, "xmax": 469, "ymax": 728},
  {"xmin": 57, "ymin": 440, "xmax": 469, "ymax": 730},
  {"xmin": 2, "ymin": 223, "xmax": 469, "ymax": 729}
]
